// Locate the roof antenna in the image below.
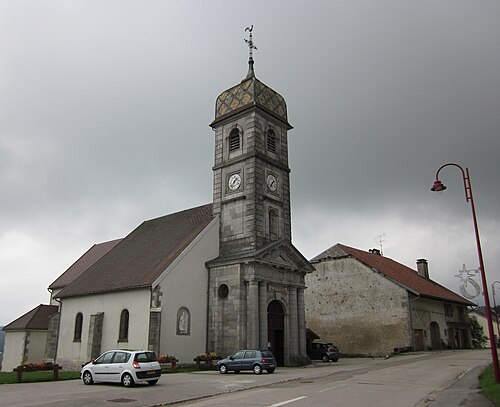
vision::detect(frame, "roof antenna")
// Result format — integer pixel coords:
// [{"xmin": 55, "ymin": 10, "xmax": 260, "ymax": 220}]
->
[
  {"xmin": 244, "ymin": 25, "xmax": 257, "ymax": 79},
  {"xmin": 375, "ymin": 233, "xmax": 386, "ymax": 256}
]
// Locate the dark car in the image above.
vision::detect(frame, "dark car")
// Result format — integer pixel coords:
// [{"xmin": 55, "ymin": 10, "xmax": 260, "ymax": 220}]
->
[
  {"xmin": 216, "ymin": 349, "xmax": 276, "ymax": 374},
  {"xmin": 307, "ymin": 342, "xmax": 340, "ymax": 362}
]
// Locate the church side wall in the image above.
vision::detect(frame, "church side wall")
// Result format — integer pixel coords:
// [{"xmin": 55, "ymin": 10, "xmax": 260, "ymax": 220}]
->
[
  {"xmin": 56, "ymin": 289, "xmax": 150, "ymax": 371},
  {"xmin": 157, "ymin": 218, "xmax": 219, "ymax": 364},
  {"xmin": 305, "ymin": 258, "xmax": 411, "ymax": 356},
  {"xmin": 1, "ymin": 331, "xmax": 25, "ymax": 372}
]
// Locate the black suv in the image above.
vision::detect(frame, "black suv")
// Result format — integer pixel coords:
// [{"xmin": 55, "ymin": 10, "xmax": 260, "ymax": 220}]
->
[
  {"xmin": 216, "ymin": 349, "xmax": 276, "ymax": 374},
  {"xmin": 307, "ymin": 342, "xmax": 340, "ymax": 362}
]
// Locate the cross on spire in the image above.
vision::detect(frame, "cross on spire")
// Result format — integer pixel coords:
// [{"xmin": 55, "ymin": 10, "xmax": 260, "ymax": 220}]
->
[{"xmin": 244, "ymin": 25, "xmax": 257, "ymax": 79}]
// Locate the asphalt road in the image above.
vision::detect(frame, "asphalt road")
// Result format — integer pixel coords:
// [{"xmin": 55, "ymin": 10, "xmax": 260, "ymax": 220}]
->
[{"xmin": 0, "ymin": 350, "xmax": 493, "ymax": 407}]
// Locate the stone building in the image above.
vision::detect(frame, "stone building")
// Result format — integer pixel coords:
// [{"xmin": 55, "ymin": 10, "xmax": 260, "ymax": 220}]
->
[
  {"xmin": 206, "ymin": 56, "xmax": 312, "ymax": 366},
  {"xmin": 305, "ymin": 244, "xmax": 473, "ymax": 356},
  {"xmin": 1, "ymin": 304, "xmax": 58, "ymax": 372},
  {"xmin": 2, "ymin": 45, "xmax": 311, "ymax": 370}
]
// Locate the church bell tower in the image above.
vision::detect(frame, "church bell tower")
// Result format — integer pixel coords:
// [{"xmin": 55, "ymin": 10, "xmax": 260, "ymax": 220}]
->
[{"xmin": 207, "ymin": 28, "xmax": 312, "ymax": 367}]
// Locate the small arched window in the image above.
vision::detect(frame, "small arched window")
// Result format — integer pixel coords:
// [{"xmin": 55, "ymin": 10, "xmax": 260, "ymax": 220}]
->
[
  {"xmin": 229, "ymin": 128, "xmax": 240, "ymax": 152},
  {"xmin": 266, "ymin": 129, "xmax": 277, "ymax": 154},
  {"xmin": 74, "ymin": 312, "xmax": 83, "ymax": 342},
  {"xmin": 119, "ymin": 309, "xmax": 129, "ymax": 341}
]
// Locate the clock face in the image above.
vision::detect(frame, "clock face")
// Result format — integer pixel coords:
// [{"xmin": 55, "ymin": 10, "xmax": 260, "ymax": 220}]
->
[
  {"xmin": 266, "ymin": 174, "xmax": 277, "ymax": 192},
  {"xmin": 228, "ymin": 173, "xmax": 241, "ymax": 191}
]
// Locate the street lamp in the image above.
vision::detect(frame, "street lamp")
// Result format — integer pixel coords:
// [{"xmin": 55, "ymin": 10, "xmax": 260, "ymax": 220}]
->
[
  {"xmin": 431, "ymin": 163, "xmax": 500, "ymax": 382},
  {"xmin": 492, "ymin": 281, "xmax": 500, "ymax": 345}
]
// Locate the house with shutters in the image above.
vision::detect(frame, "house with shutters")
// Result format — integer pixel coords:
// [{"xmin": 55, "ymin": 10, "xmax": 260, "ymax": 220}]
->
[{"xmin": 305, "ymin": 244, "xmax": 473, "ymax": 356}]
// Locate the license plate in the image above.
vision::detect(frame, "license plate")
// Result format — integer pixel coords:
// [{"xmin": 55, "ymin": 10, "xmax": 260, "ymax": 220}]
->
[{"xmin": 147, "ymin": 371, "xmax": 156, "ymax": 375}]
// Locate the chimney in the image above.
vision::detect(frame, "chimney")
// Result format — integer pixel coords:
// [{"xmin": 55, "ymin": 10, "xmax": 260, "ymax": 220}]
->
[
  {"xmin": 369, "ymin": 249, "xmax": 381, "ymax": 256},
  {"xmin": 416, "ymin": 259, "xmax": 429, "ymax": 279}
]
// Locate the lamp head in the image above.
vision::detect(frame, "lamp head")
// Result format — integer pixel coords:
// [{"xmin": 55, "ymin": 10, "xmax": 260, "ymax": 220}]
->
[{"xmin": 431, "ymin": 180, "xmax": 447, "ymax": 192}]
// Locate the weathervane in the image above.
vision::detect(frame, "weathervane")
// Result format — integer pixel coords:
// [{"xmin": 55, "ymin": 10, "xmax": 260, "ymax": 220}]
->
[
  {"xmin": 244, "ymin": 25, "xmax": 257, "ymax": 78},
  {"xmin": 455, "ymin": 264, "xmax": 481, "ymax": 299}
]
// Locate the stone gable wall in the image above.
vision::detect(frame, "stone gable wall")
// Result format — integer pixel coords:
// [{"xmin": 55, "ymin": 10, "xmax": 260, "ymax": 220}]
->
[{"xmin": 305, "ymin": 257, "xmax": 411, "ymax": 356}]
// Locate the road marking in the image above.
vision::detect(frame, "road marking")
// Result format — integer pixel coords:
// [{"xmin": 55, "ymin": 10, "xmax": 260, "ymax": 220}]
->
[
  {"xmin": 269, "ymin": 396, "xmax": 307, "ymax": 406},
  {"xmin": 318, "ymin": 383, "xmax": 346, "ymax": 393}
]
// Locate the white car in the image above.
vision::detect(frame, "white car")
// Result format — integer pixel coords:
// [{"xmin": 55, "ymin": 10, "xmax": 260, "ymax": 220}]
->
[{"xmin": 81, "ymin": 350, "xmax": 161, "ymax": 387}]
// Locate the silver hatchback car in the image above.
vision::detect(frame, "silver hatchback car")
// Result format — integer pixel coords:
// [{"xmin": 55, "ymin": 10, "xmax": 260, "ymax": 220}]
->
[{"xmin": 81, "ymin": 350, "xmax": 161, "ymax": 387}]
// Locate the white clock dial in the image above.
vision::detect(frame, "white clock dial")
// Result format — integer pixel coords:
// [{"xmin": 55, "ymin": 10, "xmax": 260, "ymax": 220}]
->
[
  {"xmin": 266, "ymin": 174, "xmax": 277, "ymax": 191},
  {"xmin": 228, "ymin": 173, "xmax": 241, "ymax": 191}
]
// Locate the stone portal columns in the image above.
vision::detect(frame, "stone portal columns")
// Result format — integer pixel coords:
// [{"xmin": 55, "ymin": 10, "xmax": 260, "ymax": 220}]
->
[
  {"xmin": 297, "ymin": 288, "xmax": 306, "ymax": 356},
  {"xmin": 259, "ymin": 282, "xmax": 268, "ymax": 349},
  {"xmin": 248, "ymin": 280, "xmax": 259, "ymax": 349},
  {"xmin": 288, "ymin": 287, "xmax": 299, "ymax": 357}
]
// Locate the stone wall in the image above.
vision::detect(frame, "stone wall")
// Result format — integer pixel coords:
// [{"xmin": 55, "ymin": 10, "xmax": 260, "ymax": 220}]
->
[{"xmin": 305, "ymin": 257, "xmax": 411, "ymax": 356}]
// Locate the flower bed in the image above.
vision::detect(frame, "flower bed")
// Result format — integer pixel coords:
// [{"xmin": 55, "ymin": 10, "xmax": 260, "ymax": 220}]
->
[{"xmin": 194, "ymin": 352, "xmax": 220, "ymax": 369}]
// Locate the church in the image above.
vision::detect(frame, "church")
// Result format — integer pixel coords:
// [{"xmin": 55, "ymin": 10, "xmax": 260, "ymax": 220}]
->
[
  {"xmin": 2, "ymin": 32, "xmax": 474, "ymax": 373},
  {"xmin": 3, "ymin": 32, "xmax": 312, "ymax": 372}
]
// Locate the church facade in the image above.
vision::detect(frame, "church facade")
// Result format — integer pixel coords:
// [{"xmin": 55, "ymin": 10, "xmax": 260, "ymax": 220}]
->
[{"xmin": 206, "ymin": 57, "xmax": 312, "ymax": 366}]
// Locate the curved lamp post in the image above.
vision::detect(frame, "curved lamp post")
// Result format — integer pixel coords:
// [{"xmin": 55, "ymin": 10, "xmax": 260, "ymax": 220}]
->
[
  {"xmin": 431, "ymin": 163, "xmax": 500, "ymax": 382},
  {"xmin": 492, "ymin": 281, "xmax": 500, "ymax": 344}
]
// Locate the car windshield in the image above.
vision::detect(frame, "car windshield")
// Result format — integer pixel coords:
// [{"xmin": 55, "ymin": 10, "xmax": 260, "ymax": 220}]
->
[
  {"xmin": 261, "ymin": 350, "xmax": 273, "ymax": 358},
  {"xmin": 134, "ymin": 352, "xmax": 157, "ymax": 362}
]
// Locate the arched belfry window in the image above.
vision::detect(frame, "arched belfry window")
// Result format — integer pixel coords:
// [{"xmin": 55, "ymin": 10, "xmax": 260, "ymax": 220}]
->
[
  {"xmin": 269, "ymin": 209, "xmax": 279, "ymax": 240},
  {"xmin": 74, "ymin": 312, "xmax": 83, "ymax": 342},
  {"xmin": 266, "ymin": 129, "xmax": 277, "ymax": 154},
  {"xmin": 229, "ymin": 128, "xmax": 240, "ymax": 152},
  {"xmin": 119, "ymin": 309, "xmax": 129, "ymax": 341}
]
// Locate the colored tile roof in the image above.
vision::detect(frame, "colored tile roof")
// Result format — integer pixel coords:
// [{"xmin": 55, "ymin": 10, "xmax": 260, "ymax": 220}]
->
[
  {"xmin": 311, "ymin": 243, "xmax": 473, "ymax": 306},
  {"xmin": 211, "ymin": 76, "xmax": 290, "ymax": 128},
  {"xmin": 57, "ymin": 204, "xmax": 214, "ymax": 298},
  {"xmin": 48, "ymin": 238, "xmax": 122, "ymax": 289},
  {"xmin": 3, "ymin": 304, "xmax": 58, "ymax": 331}
]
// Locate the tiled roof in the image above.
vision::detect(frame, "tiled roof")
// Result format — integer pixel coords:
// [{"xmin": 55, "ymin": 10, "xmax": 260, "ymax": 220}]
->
[
  {"xmin": 211, "ymin": 76, "xmax": 290, "ymax": 128},
  {"xmin": 311, "ymin": 243, "xmax": 473, "ymax": 306},
  {"xmin": 48, "ymin": 238, "xmax": 122, "ymax": 289},
  {"xmin": 470, "ymin": 307, "xmax": 498, "ymax": 319},
  {"xmin": 3, "ymin": 304, "xmax": 58, "ymax": 331},
  {"xmin": 57, "ymin": 204, "xmax": 214, "ymax": 298}
]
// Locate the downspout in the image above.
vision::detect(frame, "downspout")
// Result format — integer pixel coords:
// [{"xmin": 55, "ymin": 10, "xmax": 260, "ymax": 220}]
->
[
  {"xmin": 205, "ymin": 265, "xmax": 211, "ymax": 353},
  {"xmin": 48, "ymin": 285, "xmax": 62, "ymax": 362},
  {"xmin": 54, "ymin": 296, "xmax": 62, "ymax": 363}
]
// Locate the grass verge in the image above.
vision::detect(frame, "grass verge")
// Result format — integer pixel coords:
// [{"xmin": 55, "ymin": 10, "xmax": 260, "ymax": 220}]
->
[
  {"xmin": 0, "ymin": 371, "xmax": 80, "ymax": 385},
  {"xmin": 480, "ymin": 364, "xmax": 500, "ymax": 406}
]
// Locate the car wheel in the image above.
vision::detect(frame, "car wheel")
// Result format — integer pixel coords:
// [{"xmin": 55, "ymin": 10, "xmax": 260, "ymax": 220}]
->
[
  {"xmin": 121, "ymin": 373, "xmax": 135, "ymax": 387},
  {"xmin": 266, "ymin": 368, "xmax": 275, "ymax": 374},
  {"xmin": 322, "ymin": 354, "xmax": 329, "ymax": 363},
  {"xmin": 82, "ymin": 371, "xmax": 94, "ymax": 385},
  {"xmin": 147, "ymin": 379, "xmax": 158, "ymax": 385},
  {"xmin": 253, "ymin": 364, "xmax": 262, "ymax": 375},
  {"xmin": 219, "ymin": 364, "xmax": 228, "ymax": 374}
]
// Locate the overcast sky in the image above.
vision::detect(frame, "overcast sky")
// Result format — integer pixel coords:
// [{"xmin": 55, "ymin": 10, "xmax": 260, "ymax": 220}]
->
[{"xmin": 1, "ymin": 1, "xmax": 499, "ymax": 326}]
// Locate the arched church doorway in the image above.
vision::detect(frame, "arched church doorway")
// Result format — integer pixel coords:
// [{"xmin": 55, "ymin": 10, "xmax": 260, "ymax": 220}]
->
[
  {"xmin": 268, "ymin": 300, "xmax": 285, "ymax": 366},
  {"xmin": 430, "ymin": 321, "xmax": 441, "ymax": 350}
]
